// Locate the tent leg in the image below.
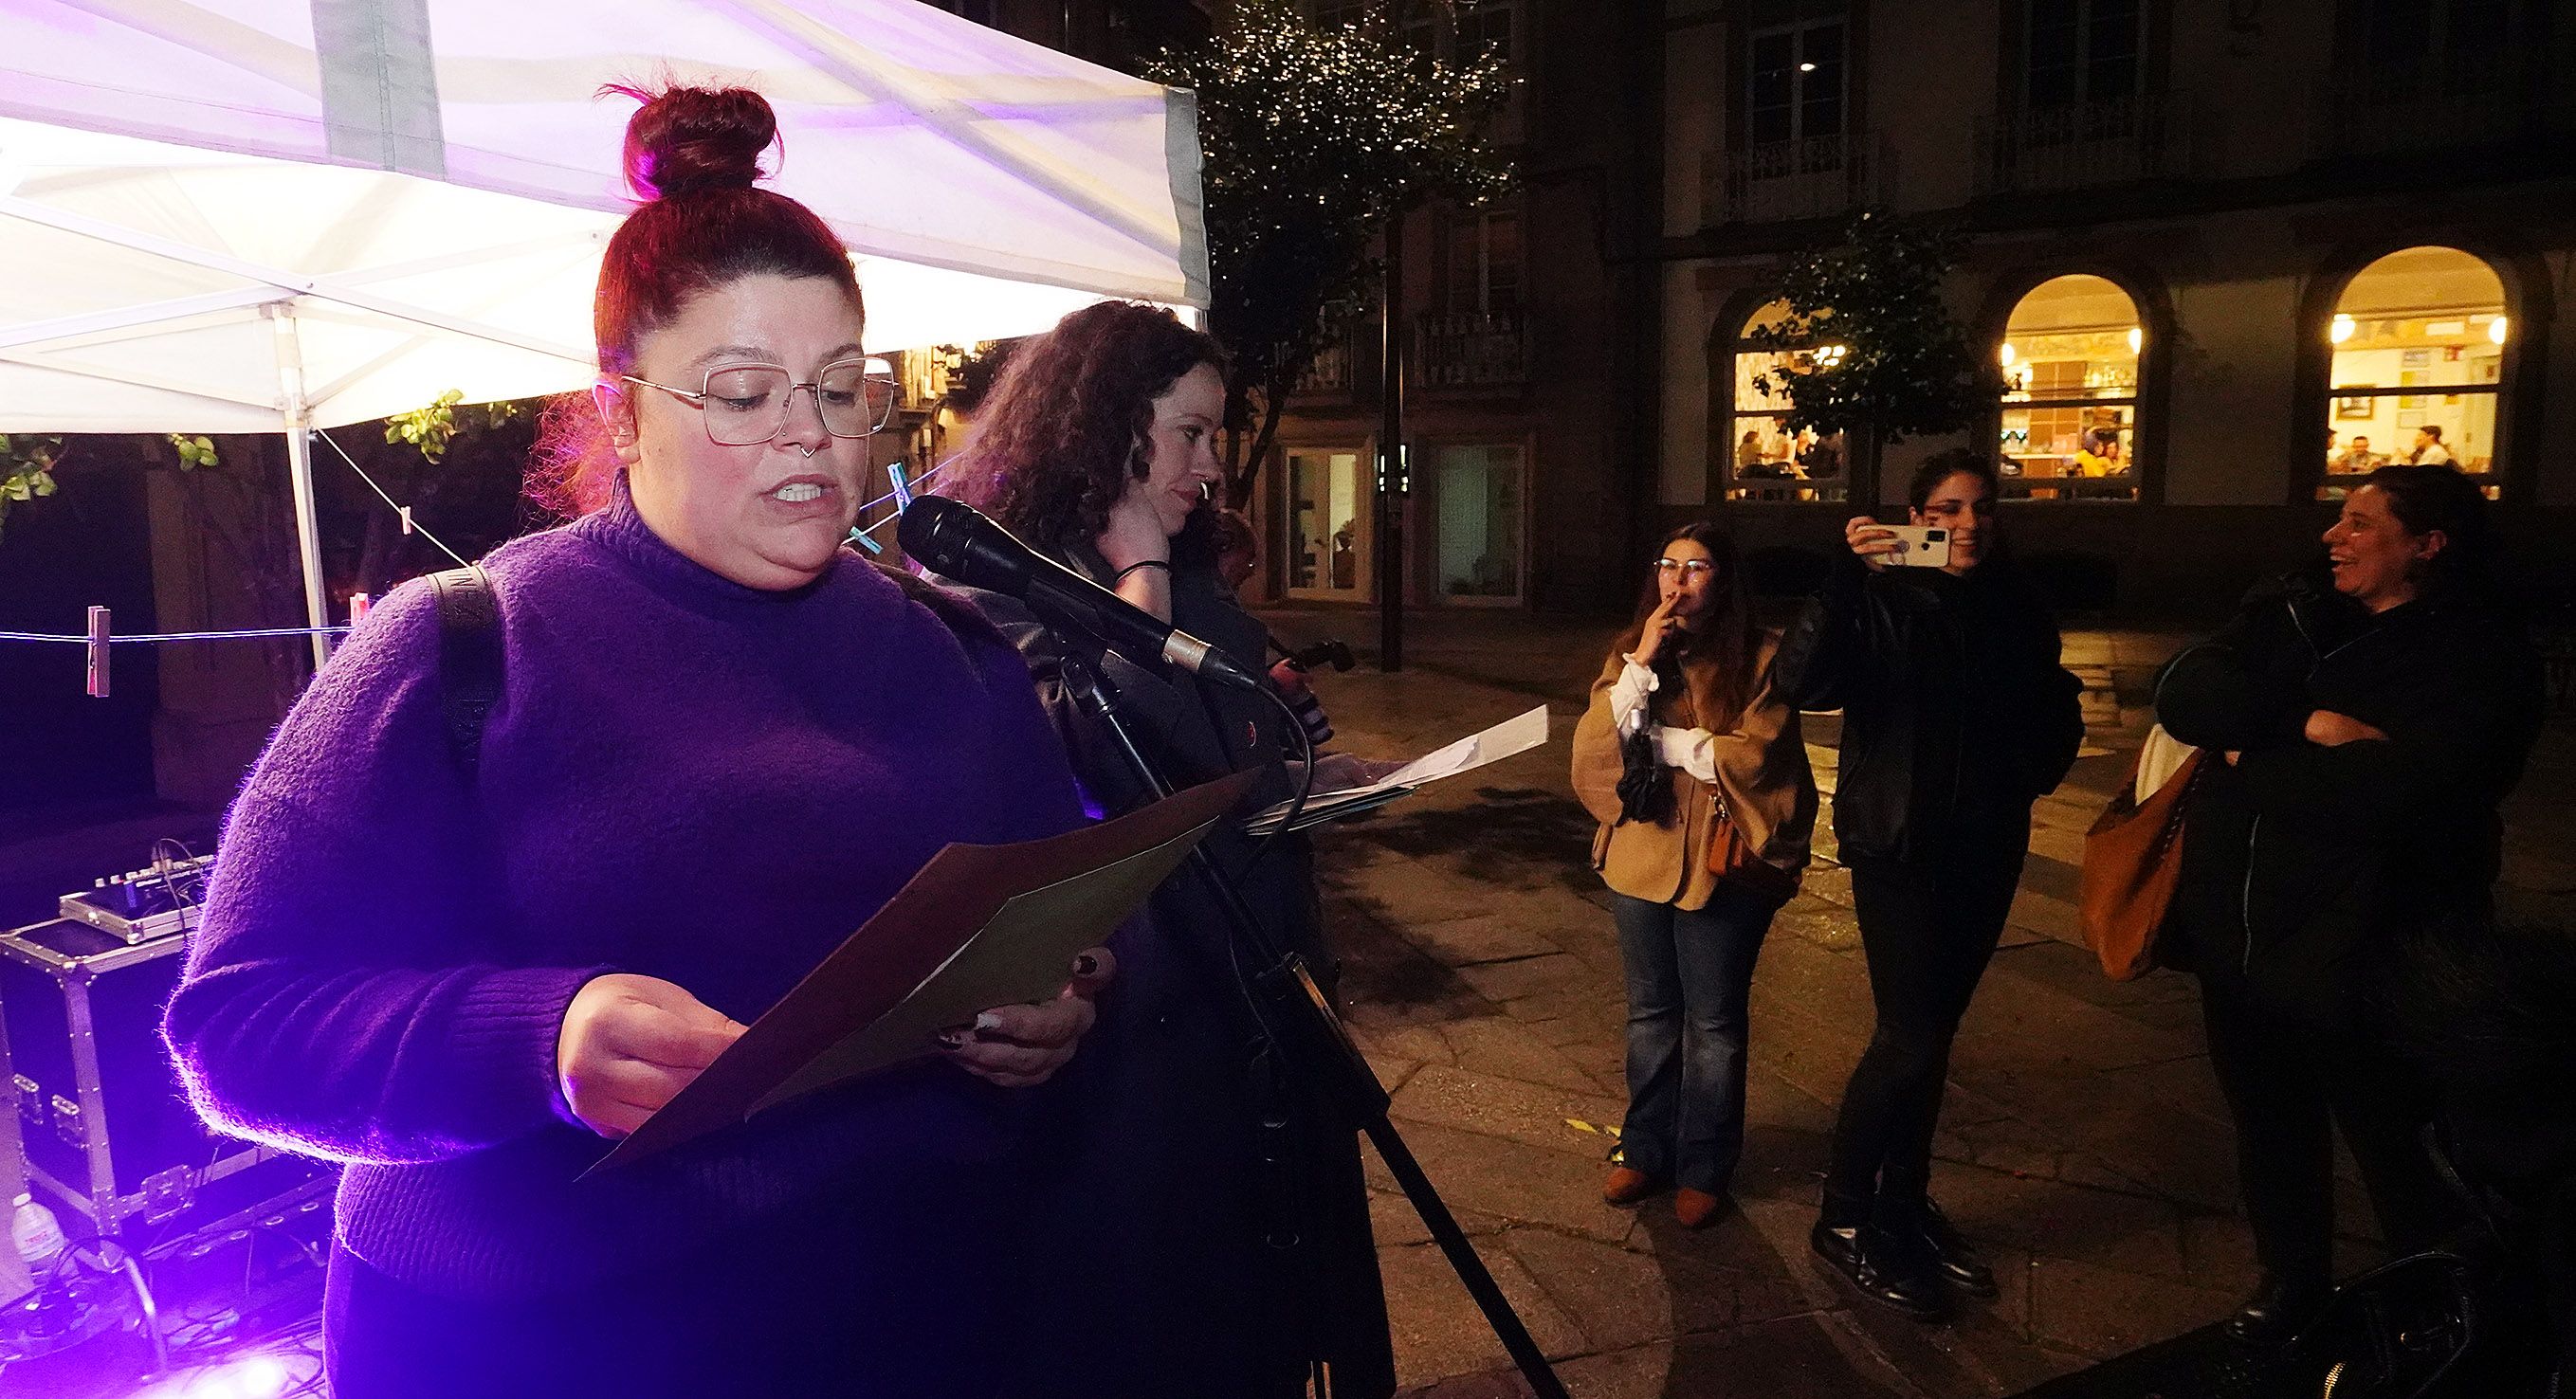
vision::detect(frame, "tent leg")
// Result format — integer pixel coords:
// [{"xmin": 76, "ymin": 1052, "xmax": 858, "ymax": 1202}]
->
[{"xmin": 284, "ymin": 413, "xmax": 332, "ymax": 670}]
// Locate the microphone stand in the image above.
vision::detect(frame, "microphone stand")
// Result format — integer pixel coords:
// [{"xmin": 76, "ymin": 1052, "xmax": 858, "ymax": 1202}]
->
[{"xmin": 1051, "ymin": 644, "xmax": 1570, "ymax": 1399}]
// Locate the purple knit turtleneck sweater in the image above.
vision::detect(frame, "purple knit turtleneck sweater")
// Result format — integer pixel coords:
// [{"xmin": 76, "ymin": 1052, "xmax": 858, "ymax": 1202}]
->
[{"xmin": 164, "ymin": 480, "xmax": 1084, "ymax": 1298}]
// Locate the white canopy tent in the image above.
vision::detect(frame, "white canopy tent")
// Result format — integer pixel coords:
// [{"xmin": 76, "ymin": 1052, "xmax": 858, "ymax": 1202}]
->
[{"xmin": 0, "ymin": 0, "xmax": 1208, "ymax": 663}]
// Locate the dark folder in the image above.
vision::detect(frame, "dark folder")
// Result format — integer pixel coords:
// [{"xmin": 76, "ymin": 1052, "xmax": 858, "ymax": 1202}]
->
[{"xmin": 594, "ymin": 771, "xmax": 1255, "ymax": 1172}]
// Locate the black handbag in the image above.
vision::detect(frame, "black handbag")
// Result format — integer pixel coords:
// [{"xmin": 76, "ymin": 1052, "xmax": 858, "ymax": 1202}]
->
[{"xmin": 1614, "ymin": 724, "xmax": 1673, "ymax": 825}]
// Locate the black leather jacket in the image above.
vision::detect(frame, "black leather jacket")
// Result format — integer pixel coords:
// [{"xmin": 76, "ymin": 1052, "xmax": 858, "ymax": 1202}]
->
[{"xmin": 1771, "ymin": 554, "xmax": 2085, "ymax": 863}]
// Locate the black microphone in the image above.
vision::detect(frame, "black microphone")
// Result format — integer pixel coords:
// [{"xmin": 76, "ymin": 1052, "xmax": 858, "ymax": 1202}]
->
[{"xmin": 898, "ymin": 495, "xmax": 1265, "ymax": 693}]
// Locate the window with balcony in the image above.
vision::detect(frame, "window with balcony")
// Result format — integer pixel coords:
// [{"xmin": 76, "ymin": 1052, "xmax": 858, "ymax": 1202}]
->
[
  {"xmin": 2320, "ymin": 245, "xmax": 2509, "ymax": 500},
  {"xmin": 2325, "ymin": 0, "xmax": 2528, "ymax": 154},
  {"xmin": 1747, "ymin": 15, "xmax": 1846, "ymax": 149},
  {"xmin": 1419, "ymin": 208, "xmax": 1525, "ymax": 388},
  {"xmin": 1453, "ymin": 0, "xmax": 1514, "ymax": 65},
  {"xmin": 1982, "ymin": 0, "xmax": 2173, "ymax": 192},
  {"xmin": 1997, "ymin": 275, "xmax": 2143, "ymax": 502},
  {"xmin": 1720, "ymin": 300, "xmax": 1850, "ymax": 503},
  {"xmin": 2024, "ymin": 0, "xmax": 2141, "ymax": 109},
  {"xmin": 1714, "ymin": 7, "xmax": 1872, "ymax": 226},
  {"xmin": 1442, "ymin": 209, "xmax": 1521, "ymax": 318}
]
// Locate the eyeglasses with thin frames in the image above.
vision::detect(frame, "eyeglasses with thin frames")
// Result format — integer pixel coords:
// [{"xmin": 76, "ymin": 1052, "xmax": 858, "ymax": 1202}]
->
[
  {"xmin": 619, "ymin": 358, "xmax": 898, "ymax": 445},
  {"xmin": 1653, "ymin": 558, "xmax": 1714, "ymax": 577}
]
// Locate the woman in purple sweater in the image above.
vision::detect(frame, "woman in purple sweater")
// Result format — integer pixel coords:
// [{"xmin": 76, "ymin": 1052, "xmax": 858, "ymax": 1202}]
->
[{"xmin": 162, "ymin": 86, "xmax": 1109, "ymax": 1398}]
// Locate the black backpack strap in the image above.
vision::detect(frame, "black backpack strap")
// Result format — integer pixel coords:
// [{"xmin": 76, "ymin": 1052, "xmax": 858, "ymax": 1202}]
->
[{"xmin": 429, "ymin": 566, "xmax": 503, "ymax": 782}]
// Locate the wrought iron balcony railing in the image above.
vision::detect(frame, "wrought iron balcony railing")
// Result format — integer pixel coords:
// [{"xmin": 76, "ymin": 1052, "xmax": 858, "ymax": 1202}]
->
[
  {"xmin": 1976, "ymin": 89, "xmax": 2184, "ymax": 195},
  {"xmin": 1415, "ymin": 310, "xmax": 1526, "ymax": 389},
  {"xmin": 1704, "ymin": 131, "xmax": 1882, "ymax": 227}
]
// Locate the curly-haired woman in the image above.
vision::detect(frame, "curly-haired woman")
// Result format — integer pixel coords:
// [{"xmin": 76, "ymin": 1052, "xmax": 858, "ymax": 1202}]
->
[{"xmin": 938, "ymin": 300, "xmax": 1396, "ymax": 1399}]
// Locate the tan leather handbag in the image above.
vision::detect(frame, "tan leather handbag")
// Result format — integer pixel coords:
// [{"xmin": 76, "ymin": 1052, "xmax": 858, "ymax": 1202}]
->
[
  {"xmin": 2078, "ymin": 733, "xmax": 2204, "ymax": 981},
  {"xmin": 1708, "ymin": 789, "xmax": 1797, "ymax": 905}
]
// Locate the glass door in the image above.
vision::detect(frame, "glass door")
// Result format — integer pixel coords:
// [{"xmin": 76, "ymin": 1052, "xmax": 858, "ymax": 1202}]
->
[
  {"xmin": 1284, "ymin": 447, "xmax": 1373, "ymax": 601},
  {"xmin": 1432, "ymin": 444, "xmax": 1524, "ymax": 604}
]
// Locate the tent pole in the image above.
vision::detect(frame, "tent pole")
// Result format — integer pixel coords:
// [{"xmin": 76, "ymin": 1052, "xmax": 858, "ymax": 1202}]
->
[
  {"xmin": 284, "ymin": 412, "xmax": 332, "ymax": 671},
  {"xmin": 273, "ymin": 309, "xmax": 333, "ymax": 670}
]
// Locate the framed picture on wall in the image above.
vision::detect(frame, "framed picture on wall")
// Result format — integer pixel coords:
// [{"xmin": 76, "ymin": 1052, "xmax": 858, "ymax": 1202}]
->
[
  {"xmin": 2399, "ymin": 394, "xmax": 2427, "ymax": 409},
  {"xmin": 2398, "ymin": 409, "xmax": 2426, "ymax": 427},
  {"xmin": 2335, "ymin": 392, "xmax": 2375, "ymax": 419},
  {"xmin": 2477, "ymin": 361, "xmax": 2501, "ymax": 383},
  {"xmin": 2402, "ymin": 349, "xmax": 2432, "ymax": 369}
]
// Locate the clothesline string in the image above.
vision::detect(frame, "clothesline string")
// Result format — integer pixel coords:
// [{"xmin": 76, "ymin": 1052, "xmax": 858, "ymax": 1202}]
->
[
  {"xmin": 0, "ymin": 446, "xmax": 956, "ymax": 651},
  {"xmin": 0, "ymin": 626, "xmax": 355, "ymax": 645}
]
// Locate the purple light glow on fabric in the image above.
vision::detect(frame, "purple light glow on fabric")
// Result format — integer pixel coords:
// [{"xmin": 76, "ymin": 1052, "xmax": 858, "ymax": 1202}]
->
[{"xmin": 129, "ymin": 1353, "xmax": 296, "ymax": 1399}]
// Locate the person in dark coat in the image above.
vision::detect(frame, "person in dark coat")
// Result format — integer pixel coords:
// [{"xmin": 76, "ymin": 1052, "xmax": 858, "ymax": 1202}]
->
[
  {"xmin": 2154, "ymin": 463, "xmax": 2543, "ymax": 1346},
  {"xmin": 935, "ymin": 300, "xmax": 1397, "ymax": 1399},
  {"xmin": 1771, "ymin": 449, "xmax": 2085, "ymax": 1321}
]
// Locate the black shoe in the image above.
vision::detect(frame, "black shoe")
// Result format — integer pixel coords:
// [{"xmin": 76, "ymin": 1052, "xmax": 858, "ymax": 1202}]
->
[
  {"xmin": 1883, "ymin": 1196, "xmax": 1998, "ymax": 1298},
  {"xmin": 2222, "ymin": 1272, "xmax": 2329, "ymax": 1348},
  {"xmin": 1810, "ymin": 1219, "xmax": 1954, "ymax": 1322}
]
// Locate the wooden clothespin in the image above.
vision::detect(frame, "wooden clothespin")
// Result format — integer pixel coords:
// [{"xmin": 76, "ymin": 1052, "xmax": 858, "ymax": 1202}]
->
[
  {"xmin": 399, "ymin": 506, "xmax": 414, "ymax": 536},
  {"xmin": 350, "ymin": 592, "xmax": 373, "ymax": 623},
  {"xmin": 85, "ymin": 606, "xmax": 110, "ymax": 699}
]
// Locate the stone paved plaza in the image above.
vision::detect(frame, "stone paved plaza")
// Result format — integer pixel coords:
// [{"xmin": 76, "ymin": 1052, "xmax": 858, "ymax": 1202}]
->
[{"xmin": 1275, "ymin": 610, "xmax": 2573, "ymax": 1398}]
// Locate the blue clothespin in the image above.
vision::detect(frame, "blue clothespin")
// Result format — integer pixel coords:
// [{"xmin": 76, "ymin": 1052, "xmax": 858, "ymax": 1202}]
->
[
  {"xmin": 886, "ymin": 462, "xmax": 913, "ymax": 512},
  {"xmin": 847, "ymin": 526, "xmax": 884, "ymax": 555}
]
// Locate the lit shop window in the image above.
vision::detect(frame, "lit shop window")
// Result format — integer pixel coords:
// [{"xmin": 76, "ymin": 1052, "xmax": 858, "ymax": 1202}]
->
[
  {"xmin": 1723, "ymin": 300, "xmax": 1849, "ymax": 504},
  {"xmin": 1999, "ymin": 275, "xmax": 2141, "ymax": 502},
  {"xmin": 2322, "ymin": 245, "xmax": 2507, "ymax": 500}
]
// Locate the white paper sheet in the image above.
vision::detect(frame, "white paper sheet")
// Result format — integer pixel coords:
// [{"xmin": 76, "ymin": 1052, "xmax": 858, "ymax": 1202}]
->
[{"xmin": 1246, "ymin": 705, "xmax": 1553, "ymax": 835}]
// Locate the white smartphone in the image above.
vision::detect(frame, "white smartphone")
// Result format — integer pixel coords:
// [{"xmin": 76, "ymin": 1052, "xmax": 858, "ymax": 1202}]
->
[{"xmin": 1882, "ymin": 524, "xmax": 1951, "ymax": 569}]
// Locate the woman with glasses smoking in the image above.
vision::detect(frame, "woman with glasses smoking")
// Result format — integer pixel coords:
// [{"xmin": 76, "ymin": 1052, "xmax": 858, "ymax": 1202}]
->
[
  {"xmin": 1571, "ymin": 522, "xmax": 1816, "ymax": 1230},
  {"xmin": 164, "ymin": 85, "xmax": 1111, "ymax": 1397}
]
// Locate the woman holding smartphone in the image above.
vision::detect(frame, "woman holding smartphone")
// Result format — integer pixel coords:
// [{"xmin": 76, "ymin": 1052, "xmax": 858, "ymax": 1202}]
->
[
  {"xmin": 1771, "ymin": 450, "xmax": 2084, "ymax": 1320},
  {"xmin": 1572, "ymin": 523, "xmax": 1816, "ymax": 1229}
]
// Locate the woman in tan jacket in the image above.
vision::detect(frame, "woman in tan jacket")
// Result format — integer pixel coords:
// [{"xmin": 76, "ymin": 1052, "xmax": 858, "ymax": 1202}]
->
[{"xmin": 1572, "ymin": 522, "xmax": 1817, "ymax": 1228}]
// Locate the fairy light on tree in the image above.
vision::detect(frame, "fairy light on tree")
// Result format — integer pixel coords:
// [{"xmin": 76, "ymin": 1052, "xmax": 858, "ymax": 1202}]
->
[{"xmin": 1147, "ymin": 0, "xmax": 1514, "ymax": 505}]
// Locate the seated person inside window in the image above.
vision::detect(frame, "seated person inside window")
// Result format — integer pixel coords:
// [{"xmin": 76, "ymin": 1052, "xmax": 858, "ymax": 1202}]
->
[
  {"xmin": 2074, "ymin": 428, "xmax": 2124, "ymax": 477},
  {"xmin": 2333, "ymin": 435, "xmax": 2381, "ymax": 474}
]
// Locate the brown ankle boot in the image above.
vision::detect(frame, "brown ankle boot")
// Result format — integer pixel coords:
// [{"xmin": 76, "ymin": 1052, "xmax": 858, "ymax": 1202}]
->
[
  {"xmin": 1601, "ymin": 1166, "xmax": 1666, "ymax": 1206},
  {"xmin": 1674, "ymin": 1188, "xmax": 1725, "ymax": 1229}
]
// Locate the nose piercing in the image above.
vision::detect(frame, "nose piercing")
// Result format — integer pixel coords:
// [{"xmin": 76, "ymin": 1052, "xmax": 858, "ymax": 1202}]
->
[{"xmin": 797, "ymin": 443, "xmax": 816, "ymax": 459}]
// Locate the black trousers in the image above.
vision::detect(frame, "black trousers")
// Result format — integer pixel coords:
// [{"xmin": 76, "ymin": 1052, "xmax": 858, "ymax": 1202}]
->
[
  {"xmin": 1824, "ymin": 821, "xmax": 2029, "ymax": 1206},
  {"xmin": 2196, "ymin": 968, "xmax": 2461, "ymax": 1283}
]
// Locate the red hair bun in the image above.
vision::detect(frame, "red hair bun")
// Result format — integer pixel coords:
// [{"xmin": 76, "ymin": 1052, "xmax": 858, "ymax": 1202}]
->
[{"xmin": 613, "ymin": 83, "xmax": 777, "ymax": 200}]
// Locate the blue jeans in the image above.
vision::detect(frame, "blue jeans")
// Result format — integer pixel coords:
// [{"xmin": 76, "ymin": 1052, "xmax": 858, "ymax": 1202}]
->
[{"xmin": 1612, "ymin": 885, "xmax": 1777, "ymax": 1194}]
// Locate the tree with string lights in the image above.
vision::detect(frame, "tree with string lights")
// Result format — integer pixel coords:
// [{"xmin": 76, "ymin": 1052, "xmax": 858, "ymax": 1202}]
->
[{"xmin": 1147, "ymin": 0, "xmax": 1514, "ymax": 505}]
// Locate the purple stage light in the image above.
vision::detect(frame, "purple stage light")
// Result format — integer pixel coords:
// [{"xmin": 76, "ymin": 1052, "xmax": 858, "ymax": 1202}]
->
[{"xmin": 126, "ymin": 1349, "xmax": 305, "ymax": 1399}]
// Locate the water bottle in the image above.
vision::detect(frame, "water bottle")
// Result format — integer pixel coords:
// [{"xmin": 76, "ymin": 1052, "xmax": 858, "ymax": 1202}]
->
[{"xmin": 9, "ymin": 1192, "xmax": 66, "ymax": 1296}]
